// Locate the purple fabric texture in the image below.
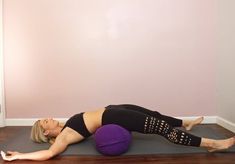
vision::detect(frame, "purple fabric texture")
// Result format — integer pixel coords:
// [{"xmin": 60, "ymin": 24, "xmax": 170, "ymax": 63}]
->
[{"xmin": 94, "ymin": 124, "xmax": 132, "ymax": 156}]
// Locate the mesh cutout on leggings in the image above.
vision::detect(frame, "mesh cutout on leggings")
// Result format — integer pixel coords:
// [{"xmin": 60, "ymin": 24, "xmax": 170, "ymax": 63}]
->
[{"xmin": 143, "ymin": 116, "xmax": 201, "ymax": 147}]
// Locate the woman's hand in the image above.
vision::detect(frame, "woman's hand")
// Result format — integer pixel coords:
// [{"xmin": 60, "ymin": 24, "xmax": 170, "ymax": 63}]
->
[
  {"xmin": 0, "ymin": 130, "xmax": 74, "ymax": 161},
  {"xmin": 1, "ymin": 150, "xmax": 21, "ymax": 161}
]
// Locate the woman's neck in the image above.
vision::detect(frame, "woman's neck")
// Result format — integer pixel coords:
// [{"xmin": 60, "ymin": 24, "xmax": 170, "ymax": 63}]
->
[{"xmin": 49, "ymin": 124, "xmax": 64, "ymax": 138}]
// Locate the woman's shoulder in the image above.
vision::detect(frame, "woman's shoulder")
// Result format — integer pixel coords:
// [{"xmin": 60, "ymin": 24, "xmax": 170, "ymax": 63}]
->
[{"xmin": 59, "ymin": 127, "xmax": 85, "ymax": 144}]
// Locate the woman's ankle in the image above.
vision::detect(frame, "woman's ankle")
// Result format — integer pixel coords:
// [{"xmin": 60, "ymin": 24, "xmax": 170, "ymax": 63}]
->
[{"xmin": 200, "ymin": 138, "xmax": 214, "ymax": 148}]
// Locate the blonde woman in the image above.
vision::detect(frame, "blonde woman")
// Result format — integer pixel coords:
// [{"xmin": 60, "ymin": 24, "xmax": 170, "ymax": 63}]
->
[{"xmin": 1, "ymin": 104, "xmax": 235, "ymax": 161}]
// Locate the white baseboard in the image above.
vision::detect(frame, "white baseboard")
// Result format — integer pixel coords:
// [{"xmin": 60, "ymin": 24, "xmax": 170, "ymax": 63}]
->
[
  {"xmin": 177, "ymin": 116, "xmax": 217, "ymax": 124},
  {"xmin": 6, "ymin": 118, "xmax": 68, "ymax": 126},
  {"xmin": 217, "ymin": 116, "xmax": 235, "ymax": 133},
  {"xmin": 4, "ymin": 116, "xmax": 235, "ymax": 133},
  {"xmin": 6, "ymin": 116, "xmax": 217, "ymax": 126}
]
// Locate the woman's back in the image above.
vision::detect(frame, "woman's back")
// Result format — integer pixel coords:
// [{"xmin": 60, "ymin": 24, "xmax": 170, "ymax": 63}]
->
[{"xmin": 83, "ymin": 108, "xmax": 106, "ymax": 134}]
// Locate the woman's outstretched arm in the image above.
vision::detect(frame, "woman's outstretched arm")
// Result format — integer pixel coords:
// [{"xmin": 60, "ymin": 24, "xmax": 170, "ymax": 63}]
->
[
  {"xmin": 1, "ymin": 133, "xmax": 68, "ymax": 161},
  {"xmin": 1, "ymin": 128, "xmax": 83, "ymax": 161}
]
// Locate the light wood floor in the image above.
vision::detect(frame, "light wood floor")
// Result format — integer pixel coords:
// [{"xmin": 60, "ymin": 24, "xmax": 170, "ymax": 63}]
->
[{"xmin": 0, "ymin": 124, "xmax": 235, "ymax": 164}]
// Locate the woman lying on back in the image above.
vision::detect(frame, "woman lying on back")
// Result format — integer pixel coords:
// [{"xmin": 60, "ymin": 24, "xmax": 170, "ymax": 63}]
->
[{"xmin": 1, "ymin": 104, "xmax": 235, "ymax": 161}]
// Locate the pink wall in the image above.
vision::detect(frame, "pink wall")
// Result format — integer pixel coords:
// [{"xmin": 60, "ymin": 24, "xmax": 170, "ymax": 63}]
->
[{"xmin": 3, "ymin": 0, "xmax": 217, "ymax": 118}]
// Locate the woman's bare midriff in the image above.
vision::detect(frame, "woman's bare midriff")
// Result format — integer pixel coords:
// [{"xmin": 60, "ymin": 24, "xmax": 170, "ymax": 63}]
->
[{"xmin": 83, "ymin": 108, "xmax": 106, "ymax": 134}]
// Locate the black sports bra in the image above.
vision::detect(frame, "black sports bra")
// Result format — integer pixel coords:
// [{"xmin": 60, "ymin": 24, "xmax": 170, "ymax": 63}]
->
[{"xmin": 61, "ymin": 113, "xmax": 92, "ymax": 138}]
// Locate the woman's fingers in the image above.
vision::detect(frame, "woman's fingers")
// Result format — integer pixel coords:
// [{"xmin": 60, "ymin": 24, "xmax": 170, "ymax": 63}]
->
[
  {"xmin": 7, "ymin": 151, "xmax": 19, "ymax": 155},
  {"xmin": 1, "ymin": 151, "xmax": 6, "ymax": 157},
  {"xmin": 1, "ymin": 151, "xmax": 8, "ymax": 161},
  {"xmin": 1, "ymin": 150, "xmax": 18, "ymax": 161}
]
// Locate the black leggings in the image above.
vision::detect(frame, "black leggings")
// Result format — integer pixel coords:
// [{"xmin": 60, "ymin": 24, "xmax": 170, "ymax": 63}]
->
[{"xmin": 102, "ymin": 104, "xmax": 201, "ymax": 147}]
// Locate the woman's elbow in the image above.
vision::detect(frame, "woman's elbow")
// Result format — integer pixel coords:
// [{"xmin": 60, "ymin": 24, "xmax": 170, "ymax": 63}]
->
[
  {"xmin": 47, "ymin": 150, "xmax": 57, "ymax": 160},
  {"xmin": 37, "ymin": 150, "xmax": 56, "ymax": 161}
]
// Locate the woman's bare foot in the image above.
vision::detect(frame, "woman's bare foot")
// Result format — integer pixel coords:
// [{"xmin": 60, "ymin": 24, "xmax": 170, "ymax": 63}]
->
[
  {"xmin": 183, "ymin": 117, "xmax": 204, "ymax": 131},
  {"xmin": 206, "ymin": 137, "xmax": 235, "ymax": 152}
]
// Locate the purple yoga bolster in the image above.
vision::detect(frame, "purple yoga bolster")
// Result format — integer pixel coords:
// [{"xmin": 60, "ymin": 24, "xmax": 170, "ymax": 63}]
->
[{"xmin": 94, "ymin": 124, "xmax": 132, "ymax": 156}]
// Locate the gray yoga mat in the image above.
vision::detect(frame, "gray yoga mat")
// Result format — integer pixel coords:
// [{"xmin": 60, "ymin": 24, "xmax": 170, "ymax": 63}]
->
[{"xmin": 1, "ymin": 125, "xmax": 235, "ymax": 155}]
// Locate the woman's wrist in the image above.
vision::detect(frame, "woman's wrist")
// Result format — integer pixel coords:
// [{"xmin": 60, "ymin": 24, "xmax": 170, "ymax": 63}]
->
[{"xmin": 15, "ymin": 153, "xmax": 23, "ymax": 160}]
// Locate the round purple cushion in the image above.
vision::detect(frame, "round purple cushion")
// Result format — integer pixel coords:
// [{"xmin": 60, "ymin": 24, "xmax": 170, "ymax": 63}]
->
[{"xmin": 94, "ymin": 124, "xmax": 132, "ymax": 156}]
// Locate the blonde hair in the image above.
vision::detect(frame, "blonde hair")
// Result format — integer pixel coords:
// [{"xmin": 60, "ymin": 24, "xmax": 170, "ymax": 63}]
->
[{"xmin": 30, "ymin": 120, "xmax": 55, "ymax": 144}]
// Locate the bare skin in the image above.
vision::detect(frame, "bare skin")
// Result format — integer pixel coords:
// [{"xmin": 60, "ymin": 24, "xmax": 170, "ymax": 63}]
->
[
  {"xmin": 1, "ymin": 109, "xmax": 235, "ymax": 161},
  {"xmin": 183, "ymin": 117, "xmax": 204, "ymax": 131},
  {"xmin": 201, "ymin": 137, "xmax": 235, "ymax": 152}
]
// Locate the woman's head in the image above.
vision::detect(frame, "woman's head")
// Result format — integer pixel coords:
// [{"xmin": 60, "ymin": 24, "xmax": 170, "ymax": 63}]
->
[
  {"xmin": 31, "ymin": 120, "xmax": 48, "ymax": 143},
  {"xmin": 30, "ymin": 118, "xmax": 60, "ymax": 144}
]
